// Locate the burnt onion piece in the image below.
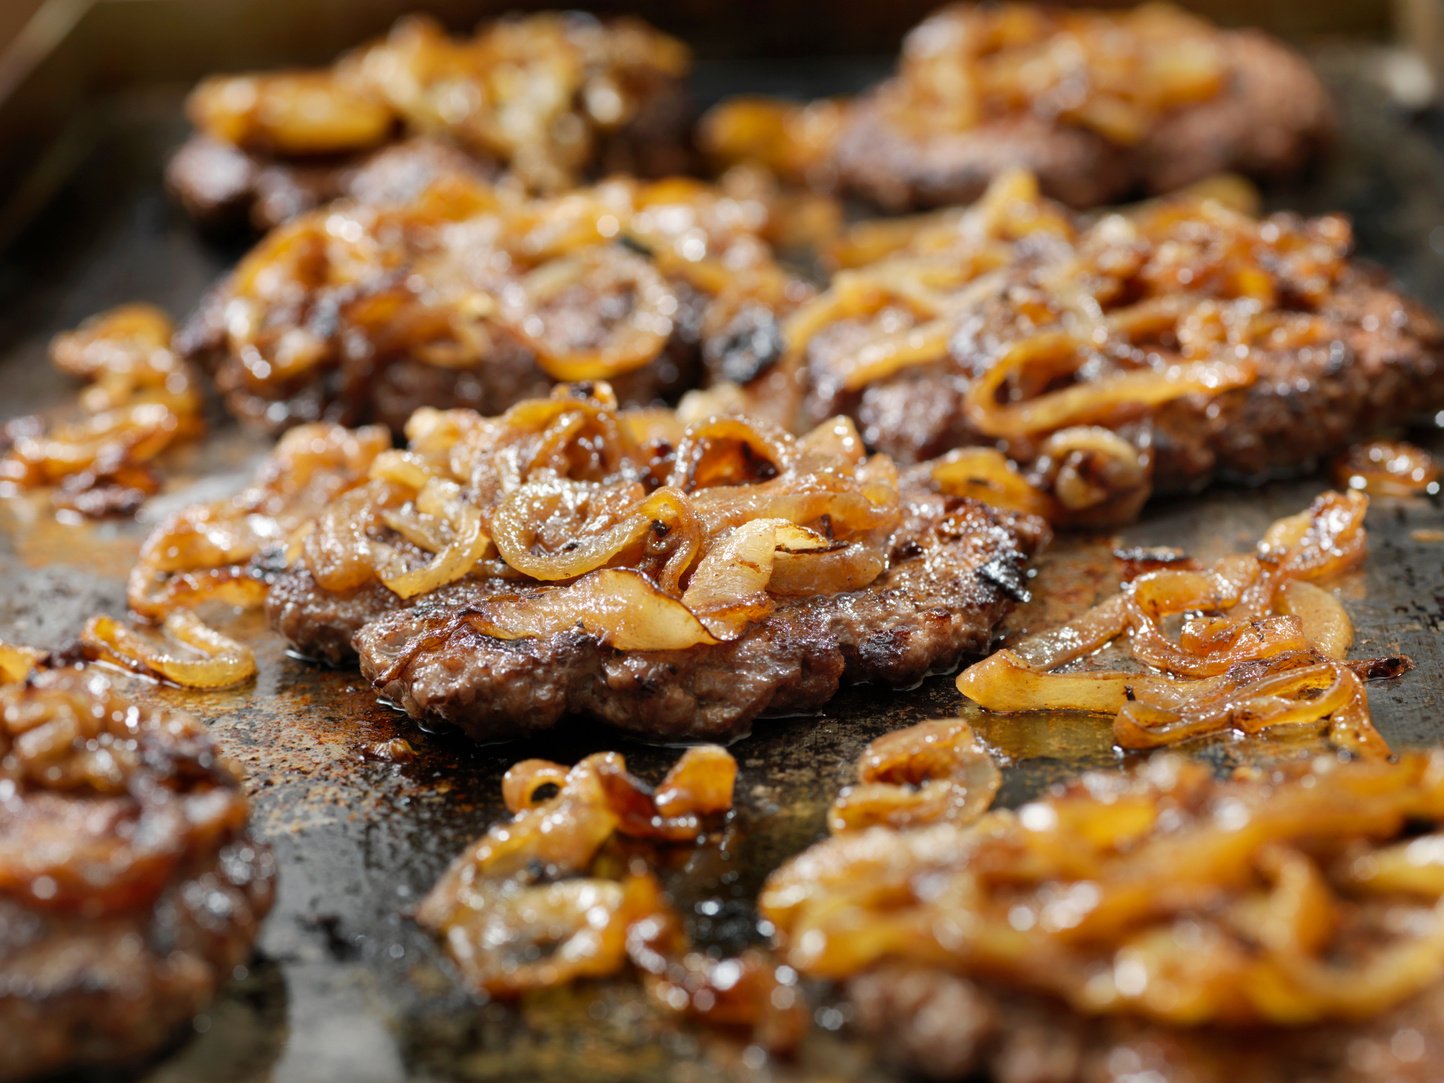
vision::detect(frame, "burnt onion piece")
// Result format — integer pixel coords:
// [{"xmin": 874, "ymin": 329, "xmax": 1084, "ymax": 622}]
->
[
  {"xmin": 764, "ymin": 751, "xmax": 1444, "ymax": 1029},
  {"xmin": 1, "ymin": 305, "xmax": 203, "ymax": 517},
  {"xmin": 958, "ymin": 490, "xmax": 1406, "ymax": 756},
  {"xmin": 0, "ymin": 667, "xmax": 274, "ymax": 1080},
  {"xmin": 182, "ymin": 12, "xmax": 690, "ymax": 198},
  {"xmin": 180, "ymin": 173, "xmax": 808, "ymax": 432},
  {"xmin": 788, "ymin": 166, "xmax": 1444, "ymax": 525},
  {"xmin": 417, "ymin": 745, "xmax": 806, "ymax": 1050}
]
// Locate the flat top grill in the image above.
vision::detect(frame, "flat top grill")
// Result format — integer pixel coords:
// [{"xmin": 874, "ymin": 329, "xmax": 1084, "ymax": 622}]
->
[{"xmin": 0, "ymin": 44, "xmax": 1442, "ymax": 1083}]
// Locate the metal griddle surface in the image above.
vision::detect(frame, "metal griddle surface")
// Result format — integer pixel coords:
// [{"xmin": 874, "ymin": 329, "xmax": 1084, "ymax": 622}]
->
[{"xmin": 2, "ymin": 50, "xmax": 1444, "ymax": 1083}]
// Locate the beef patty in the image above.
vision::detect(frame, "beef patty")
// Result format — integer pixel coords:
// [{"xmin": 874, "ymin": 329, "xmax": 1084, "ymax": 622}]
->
[
  {"xmin": 351, "ymin": 487, "xmax": 1044, "ymax": 743},
  {"xmin": 0, "ymin": 668, "xmax": 274, "ymax": 1082},
  {"xmin": 800, "ymin": 180, "xmax": 1444, "ymax": 506},
  {"xmin": 259, "ymin": 384, "xmax": 1046, "ymax": 743},
  {"xmin": 833, "ymin": 12, "xmax": 1334, "ymax": 212},
  {"xmin": 177, "ymin": 176, "xmax": 804, "ymax": 433},
  {"xmin": 166, "ymin": 12, "xmax": 693, "ymax": 232}
]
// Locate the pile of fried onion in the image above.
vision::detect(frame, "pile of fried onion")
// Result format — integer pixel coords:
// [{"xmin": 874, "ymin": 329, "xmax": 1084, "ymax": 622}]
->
[
  {"xmin": 1, "ymin": 305, "xmax": 203, "ymax": 517},
  {"xmin": 304, "ymin": 382, "xmax": 903, "ymax": 653},
  {"xmin": 418, "ymin": 745, "xmax": 806, "ymax": 1050},
  {"xmin": 764, "ymin": 749, "xmax": 1444, "ymax": 1026},
  {"xmin": 957, "ymin": 490, "xmax": 1408, "ymax": 757}
]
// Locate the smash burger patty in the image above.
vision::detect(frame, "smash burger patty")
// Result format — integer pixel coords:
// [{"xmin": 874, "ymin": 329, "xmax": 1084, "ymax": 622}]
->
[
  {"xmin": 176, "ymin": 175, "xmax": 805, "ymax": 434},
  {"xmin": 798, "ymin": 177, "xmax": 1444, "ymax": 501},
  {"xmin": 259, "ymin": 385, "xmax": 1046, "ymax": 742},
  {"xmin": 165, "ymin": 12, "xmax": 693, "ymax": 232},
  {"xmin": 0, "ymin": 668, "xmax": 274, "ymax": 1082},
  {"xmin": 832, "ymin": 9, "xmax": 1334, "ymax": 211}
]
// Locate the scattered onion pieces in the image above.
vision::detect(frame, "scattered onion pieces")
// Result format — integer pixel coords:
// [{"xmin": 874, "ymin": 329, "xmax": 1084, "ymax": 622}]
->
[
  {"xmin": 80, "ymin": 612, "xmax": 257, "ymax": 690},
  {"xmin": 1, "ymin": 305, "xmax": 203, "ymax": 516},
  {"xmin": 764, "ymin": 751, "xmax": 1444, "ymax": 1027},
  {"xmin": 957, "ymin": 490, "xmax": 1405, "ymax": 757},
  {"xmin": 829, "ymin": 718, "xmax": 1001, "ymax": 834},
  {"xmin": 415, "ymin": 744, "xmax": 804, "ymax": 1050},
  {"xmin": 1333, "ymin": 440, "xmax": 1440, "ymax": 497}
]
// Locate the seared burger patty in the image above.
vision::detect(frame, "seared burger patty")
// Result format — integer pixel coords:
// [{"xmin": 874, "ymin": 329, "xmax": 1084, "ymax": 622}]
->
[
  {"xmin": 177, "ymin": 177, "xmax": 803, "ymax": 434},
  {"xmin": 257, "ymin": 383, "xmax": 1045, "ymax": 742},
  {"xmin": 167, "ymin": 12, "xmax": 693, "ymax": 232},
  {"xmin": 0, "ymin": 668, "xmax": 274, "ymax": 1082},
  {"xmin": 350, "ymin": 487, "xmax": 1044, "ymax": 743},
  {"xmin": 799, "ymin": 177, "xmax": 1444, "ymax": 509},
  {"xmin": 835, "ymin": 19, "xmax": 1333, "ymax": 211}
]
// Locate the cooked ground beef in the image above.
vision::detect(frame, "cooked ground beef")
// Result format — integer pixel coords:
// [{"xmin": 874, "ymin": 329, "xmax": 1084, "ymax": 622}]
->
[
  {"xmin": 167, "ymin": 12, "xmax": 693, "ymax": 232},
  {"xmin": 802, "ymin": 203, "xmax": 1444, "ymax": 498},
  {"xmin": 176, "ymin": 179, "xmax": 801, "ymax": 433},
  {"xmin": 0, "ymin": 668, "xmax": 274, "ymax": 1082},
  {"xmin": 166, "ymin": 136, "xmax": 501, "ymax": 234},
  {"xmin": 848, "ymin": 963, "xmax": 1444, "ymax": 1083},
  {"xmin": 832, "ymin": 10, "xmax": 1333, "ymax": 211},
  {"xmin": 266, "ymin": 483, "xmax": 1046, "ymax": 743}
]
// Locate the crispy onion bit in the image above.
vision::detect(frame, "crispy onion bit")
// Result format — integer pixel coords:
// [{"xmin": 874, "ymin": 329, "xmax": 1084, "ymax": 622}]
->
[
  {"xmin": 0, "ymin": 667, "xmax": 251, "ymax": 913},
  {"xmin": 2, "ymin": 305, "xmax": 202, "ymax": 516},
  {"xmin": 80, "ymin": 612, "xmax": 257, "ymax": 690},
  {"xmin": 417, "ymin": 746, "xmax": 735, "ymax": 995},
  {"xmin": 765, "ymin": 752, "xmax": 1444, "ymax": 1026},
  {"xmin": 306, "ymin": 383, "xmax": 903, "ymax": 653},
  {"xmin": 1333, "ymin": 440, "xmax": 1440, "ymax": 497},
  {"xmin": 829, "ymin": 718, "xmax": 1001, "ymax": 834},
  {"xmin": 128, "ymin": 422, "xmax": 390, "ymax": 620},
  {"xmin": 958, "ymin": 491, "xmax": 1400, "ymax": 755}
]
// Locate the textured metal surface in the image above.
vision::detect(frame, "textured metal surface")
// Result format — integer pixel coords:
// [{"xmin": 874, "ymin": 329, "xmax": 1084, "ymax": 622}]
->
[{"xmin": 1, "ymin": 54, "xmax": 1443, "ymax": 1083}]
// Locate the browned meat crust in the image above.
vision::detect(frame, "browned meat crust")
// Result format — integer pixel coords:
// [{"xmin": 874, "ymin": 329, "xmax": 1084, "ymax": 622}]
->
[
  {"xmin": 836, "ymin": 26, "xmax": 1334, "ymax": 211},
  {"xmin": 349, "ymin": 489, "xmax": 1045, "ymax": 743},
  {"xmin": 0, "ymin": 668, "xmax": 274, "ymax": 1082}
]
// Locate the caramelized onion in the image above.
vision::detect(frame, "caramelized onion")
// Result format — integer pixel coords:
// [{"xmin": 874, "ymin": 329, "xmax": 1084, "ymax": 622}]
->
[
  {"xmin": 964, "ymin": 332, "xmax": 1254, "ymax": 439},
  {"xmin": 765, "ymin": 751, "xmax": 1444, "ymax": 1026},
  {"xmin": 957, "ymin": 491, "xmax": 1398, "ymax": 755},
  {"xmin": 829, "ymin": 718, "xmax": 1001, "ymax": 834},
  {"xmin": 1333, "ymin": 440, "xmax": 1440, "ymax": 497},
  {"xmin": 2, "ymin": 305, "xmax": 202, "ymax": 515},
  {"xmin": 300, "ymin": 384, "xmax": 903, "ymax": 652},
  {"xmin": 129, "ymin": 422, "xmax": 390, "ymax": 619},
  {"xmin": 80, "ymin": 612, "xmax": 257, "ymax": 690},
  {"xmin": 417, "ymin": 746, "xmax": 735, "ymax": 995}
]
